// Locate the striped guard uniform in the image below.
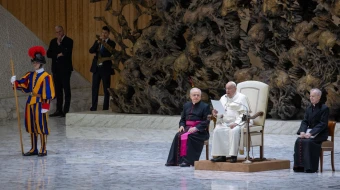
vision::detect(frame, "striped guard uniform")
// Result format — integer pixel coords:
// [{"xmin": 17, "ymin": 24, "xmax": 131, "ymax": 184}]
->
[{"xmin": 15, "ymin": 69, "xmax": 55, "ymax": 137}]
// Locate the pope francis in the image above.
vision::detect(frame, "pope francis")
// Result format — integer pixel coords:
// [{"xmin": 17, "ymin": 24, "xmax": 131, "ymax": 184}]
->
[{"xmin": 210, "ymin": 81, "xmax": 252, "ymax": 163}]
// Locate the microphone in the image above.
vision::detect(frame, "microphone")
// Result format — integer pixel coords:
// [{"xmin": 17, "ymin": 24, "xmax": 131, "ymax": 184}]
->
[{"xmin": 224, "ymin": 95, "xmax": 250, "ymax": 122}]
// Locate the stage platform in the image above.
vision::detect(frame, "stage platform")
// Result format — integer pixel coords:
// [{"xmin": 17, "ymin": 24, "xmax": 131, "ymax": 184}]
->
[
  {"xmin": 66, "ymin": 111, "xmax": 340, "ymax": 136},
  {"xmin": 194, "ymin": 159, "xmax": 290, "ymax": 172}
]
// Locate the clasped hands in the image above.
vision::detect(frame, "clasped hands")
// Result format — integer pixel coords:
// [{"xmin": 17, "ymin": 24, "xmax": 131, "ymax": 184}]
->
[
  {"xmin": 178, "ymin": 126, "xmax": 198, "ymax": 133},
  {"xmin": 299, "ymin": 132, "xmax": 312, "ymax": 139}
]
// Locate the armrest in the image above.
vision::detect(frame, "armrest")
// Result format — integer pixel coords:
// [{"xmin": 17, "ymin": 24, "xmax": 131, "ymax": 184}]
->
[
  {"xmin": 207, "ymin": 114, "xmax": 217, "ymax": 129},
  {"xmin": 249, "ymin": 111, "xmax": 264, "ymax": 120}
]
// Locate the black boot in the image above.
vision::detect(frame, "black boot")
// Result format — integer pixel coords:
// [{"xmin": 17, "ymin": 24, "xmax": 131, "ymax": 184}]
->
[
  {"xmin": 23, "ymin": 134, "xmax": 38, "ymax": 156},
  {"xmin": 23, "ymin": 151, "xmax": 38, "ymax": 156}
]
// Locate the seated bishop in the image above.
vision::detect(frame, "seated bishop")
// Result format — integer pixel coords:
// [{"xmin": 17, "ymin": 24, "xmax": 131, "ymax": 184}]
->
[{"xmin": 165, "ymin": 88, "xmax": 210, "ymax": 167}]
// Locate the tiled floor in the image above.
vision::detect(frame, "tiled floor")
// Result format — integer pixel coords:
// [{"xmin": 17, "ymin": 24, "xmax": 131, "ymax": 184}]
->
[{"xmin": 0, "ymin": 117, "xmax": 340, "ymax": 190}]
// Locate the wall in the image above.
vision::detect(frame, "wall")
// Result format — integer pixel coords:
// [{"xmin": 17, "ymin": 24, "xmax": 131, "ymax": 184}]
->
[
  {"xmin": 0, "ymin": 0, "xmax": 150, "ymax": 93},
  {"xmin": 0, "ymin": 5, "xmax": 91, "ymax": 121}
]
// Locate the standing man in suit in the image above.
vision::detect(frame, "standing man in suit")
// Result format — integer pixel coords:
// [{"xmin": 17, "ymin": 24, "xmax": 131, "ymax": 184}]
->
[
  {"xmin": 47, "ymin": 26, "xmax": 73, "ymax": 117},
  {"xmin": 89, "ymin": 26, "xmax": 116, "ymax": 111}
]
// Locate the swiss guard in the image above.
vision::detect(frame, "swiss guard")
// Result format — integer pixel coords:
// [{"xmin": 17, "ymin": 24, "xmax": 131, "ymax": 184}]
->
[{"xmin": 11, "ymin": 46, "xmax": 55, "ymax": 156}]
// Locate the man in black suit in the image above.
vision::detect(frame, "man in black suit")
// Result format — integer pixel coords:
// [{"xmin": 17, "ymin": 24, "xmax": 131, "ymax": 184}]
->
[
  {"xmin": 89, "ymin": 26, "xmax": 116, "ymax": 111},
  {"xmin": 293, "ymin": 88, "xmax": 329, "ymax": 173},
  {"xmin": 47, "ymin": 26, "xmax": 73, "ymax": 117}
]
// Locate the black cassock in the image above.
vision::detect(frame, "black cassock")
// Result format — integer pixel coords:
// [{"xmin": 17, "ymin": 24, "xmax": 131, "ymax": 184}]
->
[
  {"xmin": 166, "ymin": 101, "xmax": 210, "ymax": 166},
  {"xmin": 293, "ymin": 102, "xmax": 329, "ymax": 172}
]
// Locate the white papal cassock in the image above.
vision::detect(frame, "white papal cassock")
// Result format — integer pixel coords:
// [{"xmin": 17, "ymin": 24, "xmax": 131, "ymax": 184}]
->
[{"xmin": 211, "ymin": 92, "xmax": 253, "ymax": 157}]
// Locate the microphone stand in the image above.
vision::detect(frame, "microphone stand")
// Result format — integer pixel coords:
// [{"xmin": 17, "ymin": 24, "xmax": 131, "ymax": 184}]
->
[{"xmin": 243, "ymin": 110, "xmax": 252, "ymax": 164}]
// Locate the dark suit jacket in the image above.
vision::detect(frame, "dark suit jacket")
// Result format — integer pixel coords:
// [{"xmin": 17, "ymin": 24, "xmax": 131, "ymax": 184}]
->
[
  {"xmin": 297, "ymin": 102, "xmax": 329, "ymax": 141},
  {"xmin": 47, "ymin": 36, "xmax": 73, "ymax": 74},
  {"xmin": 89, "ymin": 39, "xmax": 116, "ymax": 75}
]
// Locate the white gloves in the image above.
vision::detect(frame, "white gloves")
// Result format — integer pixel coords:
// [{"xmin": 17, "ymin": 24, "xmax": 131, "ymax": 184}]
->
[
  {"xmin": 41, "ymin": 103, "xmax": 50, "ymax": 114},
  {"xmin": 10, "ymin": 75, "xmax": 16, "ymax": 84}
]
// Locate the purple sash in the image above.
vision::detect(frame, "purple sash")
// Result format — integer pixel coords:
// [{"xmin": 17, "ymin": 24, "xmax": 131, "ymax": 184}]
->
[{"xmin": 180, "ymin": 121, "xmax": 201, "ymax": 157}]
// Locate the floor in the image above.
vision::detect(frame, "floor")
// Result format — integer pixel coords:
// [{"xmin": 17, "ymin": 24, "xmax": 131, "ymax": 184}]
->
[{"xmin": 0, "ymin": 117, "xmax": 340, "ymax": 190}]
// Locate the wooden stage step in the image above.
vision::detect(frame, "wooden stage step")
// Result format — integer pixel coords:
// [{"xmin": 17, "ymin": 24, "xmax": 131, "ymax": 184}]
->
[{"xmin": 194, "ymin": 159, "xmax": 290, "ymax": 172}]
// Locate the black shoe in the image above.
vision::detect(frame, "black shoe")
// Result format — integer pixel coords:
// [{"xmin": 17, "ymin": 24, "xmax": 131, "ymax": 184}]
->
[
  {"xmin": 59, "ymin": 113, "xmax": 66, "ymax": 118},
  {"xmin": 90, "ymin": 107, "xmax": 96, "ymax": 111},
  {"xmin": 230, "ymin": 156, "xmax": 237, "ymax": 163},
  {"xmin": 305, "ymin": 169, "xmax": 316, "ymax": 173},
  {"xmin": 165, "ymin": 163, "xmax": 176, "ymax": 166},
  {"xmin": 210, "ymin": 156, "xmax": 227, "ymax": 162},
  {"xmin": 38, "ymin": 152, "xmax": 47, "ymax": 157},
  {"xmin": 23, "ymin": 151, "xmax": 38, "ymax": 156},
  {"xmin": 49, "ymin": 111, "xmax": 63, "ymax": 117},
  {"xmin": 293, "ymin": 167, "xmax": 304, "ymax": 172},
  {"xmin": 179, "ymin": 162, "xmax": 191, "ymax": 167}
]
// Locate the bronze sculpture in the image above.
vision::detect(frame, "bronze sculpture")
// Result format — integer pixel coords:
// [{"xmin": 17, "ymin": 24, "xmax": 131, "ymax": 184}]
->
[{"xmin": 91, "ymin": 0, "xmax": 340, "ymax": 121}]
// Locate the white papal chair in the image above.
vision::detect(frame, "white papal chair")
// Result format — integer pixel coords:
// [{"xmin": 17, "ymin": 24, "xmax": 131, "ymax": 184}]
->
[{"xmin": 237, "ymin": 80, "xmax": 269, "ymax": 160}]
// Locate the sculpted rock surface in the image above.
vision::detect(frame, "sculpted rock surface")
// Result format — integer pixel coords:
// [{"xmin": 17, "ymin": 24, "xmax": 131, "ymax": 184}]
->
[{"xmin": 92, "ymin": 0, "xmax": 340, "ymax": 121}]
